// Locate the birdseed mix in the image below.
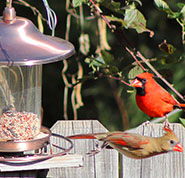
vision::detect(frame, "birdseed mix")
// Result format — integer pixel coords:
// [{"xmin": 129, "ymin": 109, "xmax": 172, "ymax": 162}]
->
[{"xmin": 0, "ymin": 111, "xmax": 40, "ymax": 141}]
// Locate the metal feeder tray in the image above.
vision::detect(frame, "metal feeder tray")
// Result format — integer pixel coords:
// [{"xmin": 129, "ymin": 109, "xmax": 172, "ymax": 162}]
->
[{"xmin": 0, "ymin": 127, "xmax": 73, "ymax": 163}]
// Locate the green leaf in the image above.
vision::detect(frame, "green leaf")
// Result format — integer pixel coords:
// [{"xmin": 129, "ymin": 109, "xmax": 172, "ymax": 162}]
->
[
  {"xmin": 101, "ymin": 50, "xmax": 115, "ymax": 65},
  {"xmin": 154, "ymin": 0, "xmax": 177, "ymax": 18},
  {"xmin": 106, "ymin": 16, "xmax": 127, "ymax": 27},
  {"xmin": 85, "ymin": 55, "xmax": 105, "ymax": 73},
  {"xmin": 180, "ymin": 4, "xmax": 185, "ymax": 19},
  {"xmin": 124, "ymin": 8, "xmax": 145, "ymax": 33},
  {"xmin": 179, "ymin": 118, "xmax": 185, "ymax": 127},
  {"xmin": 85, "ymin": 56, "xmax": 105, "ymax": 67},
  {"xmin": 72, "ymin": 0, "xmax": 86, "ymax": 7},
  {"xmin": 124, "ymin": 5, "xmax": 154, "ymax": 36},
  {"xmin": 178, "ymin": 4, "xmax": 185, "ymax": 44},
  {"xmin": 154, "ymin": 0, "xmax": 170, "ymax": 11},
  {"xmin": 177, "ymin": 3, "xmax": 185, "ymax": 9},
  {"xmin": 128, "ymin": 66, "xmax": 143, "ymax": 83}
]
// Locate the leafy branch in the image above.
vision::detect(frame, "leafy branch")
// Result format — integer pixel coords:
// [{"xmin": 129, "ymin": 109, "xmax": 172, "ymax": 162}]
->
[{"xmin": 154, "ymin": 0, "xmax": 185, "ymax": 44}]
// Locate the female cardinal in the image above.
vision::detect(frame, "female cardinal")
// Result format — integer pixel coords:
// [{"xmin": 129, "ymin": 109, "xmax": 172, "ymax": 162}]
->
[
  {"xmin": 67, "ymin": 125, "xmax": 183, "ymax": 159},
  {"xmin": 131, "ymin": 72, "xmax": 185, "ymax": 118}
]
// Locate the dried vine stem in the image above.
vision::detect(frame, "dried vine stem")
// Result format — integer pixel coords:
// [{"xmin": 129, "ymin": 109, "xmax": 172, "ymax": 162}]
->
[
  {"xmin": 62, "ymin": 0, "xmax": 85, "ymax": 120},
  {"xmin": 62, "ymin": 60, "xmax": 71, "ymax": 120}
]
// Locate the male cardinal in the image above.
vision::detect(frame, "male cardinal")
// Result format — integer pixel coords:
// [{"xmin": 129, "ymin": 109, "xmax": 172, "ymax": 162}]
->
[
  {"xmin": 131, "ymin": 72, "xmax": 185, "ymax": 118},
  {"xmin": 67, "ymin": 125, "xmax": 183, "ymax": 159}
]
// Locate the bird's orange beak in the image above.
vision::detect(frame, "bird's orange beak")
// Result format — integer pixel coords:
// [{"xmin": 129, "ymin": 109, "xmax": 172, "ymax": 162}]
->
[
  {"xmin": 131, "ymin": 78, "xmax": 143, "ymax": 88},
  {"xmin": 173, "ymin": 143, "xmax": 183, "ymax": 152}
]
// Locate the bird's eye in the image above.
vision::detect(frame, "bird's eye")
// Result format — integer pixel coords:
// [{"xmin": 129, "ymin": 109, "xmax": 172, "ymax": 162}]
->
[
  {"xmin": 170, "ymin": 140, "xmax": 175, "ymax": 145},
  {"xmin": 142, "ymin": 79, "xmax": 147, "ymax": 83}
]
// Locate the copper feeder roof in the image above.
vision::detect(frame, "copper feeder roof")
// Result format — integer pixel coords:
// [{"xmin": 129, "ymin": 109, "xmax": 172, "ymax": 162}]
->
[{"xmin": 0, "ymin": 7, "xmax": 75, "ymax": 66}]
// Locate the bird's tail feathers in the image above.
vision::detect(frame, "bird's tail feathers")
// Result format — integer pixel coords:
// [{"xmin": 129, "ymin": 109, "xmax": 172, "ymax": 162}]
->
[
  {"xmin": 174, "ymin": 103, "xmax": 185, "ymax": 110},
  {"xmin": 67, "ymin": 134, "xmax": 97, "ymax": 139}
]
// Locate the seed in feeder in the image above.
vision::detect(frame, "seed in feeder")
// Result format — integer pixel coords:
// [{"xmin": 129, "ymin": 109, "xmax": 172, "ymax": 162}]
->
[{"xmin": 0, "ymin": 111, "xmax": 40, "ymax": 141}]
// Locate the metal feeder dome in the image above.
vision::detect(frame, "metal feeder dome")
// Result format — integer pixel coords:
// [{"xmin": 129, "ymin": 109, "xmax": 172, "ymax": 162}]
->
[{"xmin": 0, "ymin": 6, "xmax": 75, "ymax": 65}]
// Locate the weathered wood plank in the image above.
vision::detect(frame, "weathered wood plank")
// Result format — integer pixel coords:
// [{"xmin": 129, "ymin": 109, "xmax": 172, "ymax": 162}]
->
[
  {"xmin": 47, "ymin": 120, "xmax": 119, "ymax": 178},
  {"xmin": 0, "ymin": 154, "xmax": 83, "ymax": 172},
  {"xmin": 121, "ymin": 123, "xmax": 185, "ymax": 178}
]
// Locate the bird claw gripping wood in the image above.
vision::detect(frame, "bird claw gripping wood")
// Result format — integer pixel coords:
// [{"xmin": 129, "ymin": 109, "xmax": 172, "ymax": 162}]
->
[
  {"xmin": 163, "ymin": 119, "xmax": 170, "ymax": 130},
  {"xmin": 141, "ymin": 120, "xmax": 151, "ymax": 126},
  {"xmin": 87, "ymin": 141, "xmax": 108, "ymax": 157}
]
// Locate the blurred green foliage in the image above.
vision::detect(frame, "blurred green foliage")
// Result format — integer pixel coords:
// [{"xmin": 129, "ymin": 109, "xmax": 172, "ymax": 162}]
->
[{"xmin": 0, "ymin": 0, "xmax": 184, "ymax": 131}]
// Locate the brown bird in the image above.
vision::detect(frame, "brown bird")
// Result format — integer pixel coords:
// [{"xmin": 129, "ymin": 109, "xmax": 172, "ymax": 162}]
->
[
  {"xmin": 131, "ymin": 72, "xmax": 185, "ymax": 118},
  {"xmin": 68, "ymin": 124, "xmax": 183, "ymax": 159}
]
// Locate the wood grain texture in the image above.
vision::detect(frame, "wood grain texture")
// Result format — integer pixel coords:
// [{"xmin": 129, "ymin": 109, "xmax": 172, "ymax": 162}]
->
[
  {"xmin": 0, "ymin": 154, "xmax": 83, "ymax": 172},
  {"xmin": 121, "ymin": 123, "xmax": 185, "ymax": 178},
  {"xmin": 47, "ymin": 120, "xmax": 119, "ymax": 178}
]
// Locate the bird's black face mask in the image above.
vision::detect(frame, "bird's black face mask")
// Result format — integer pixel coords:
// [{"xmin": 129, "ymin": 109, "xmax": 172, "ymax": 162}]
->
[{"xmin": 135, "ymin": 77, "xmax": 147, "ymax": 96}]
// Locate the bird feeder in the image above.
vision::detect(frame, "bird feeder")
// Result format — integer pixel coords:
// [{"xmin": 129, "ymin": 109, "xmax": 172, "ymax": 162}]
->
[{"xmin": 0, "ymin": 3, "xmax": 74, "ymax": 162}]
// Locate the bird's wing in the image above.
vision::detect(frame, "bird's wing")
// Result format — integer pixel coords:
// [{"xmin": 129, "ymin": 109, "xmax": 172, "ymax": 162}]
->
[
  {"xmin": 105, "ymin": 132, "xmax": 150, "ymax": 149},
  {"xmin": 159, "ymin": 87, "xmax": 178, "ymax": 105}
]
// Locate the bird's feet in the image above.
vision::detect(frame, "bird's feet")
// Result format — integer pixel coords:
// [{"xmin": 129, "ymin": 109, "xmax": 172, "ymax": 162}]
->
[
  {"xmin": 141, "ymin": 120, "xmax": 151, "ymax": 126},
  {"xmin": 163, "ymin": 118, "xmax": 170, "ymax": 128},
  {"xmin": 87, "ymin": 141, "xmax": 108, "ymax": 157},
  {"xmin": 87, "ymin": 149, "xmax": 101, "ymax": 157}
]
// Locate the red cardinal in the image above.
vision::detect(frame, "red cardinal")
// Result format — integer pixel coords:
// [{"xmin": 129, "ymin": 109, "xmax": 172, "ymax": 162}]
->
[
  {"xmin": 131, "ymin": 72, "xmax": 185, "ymax": 118},
  {"xmin": 68, "ymin": 125, "xmax": 183, "ymax": 159}
]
